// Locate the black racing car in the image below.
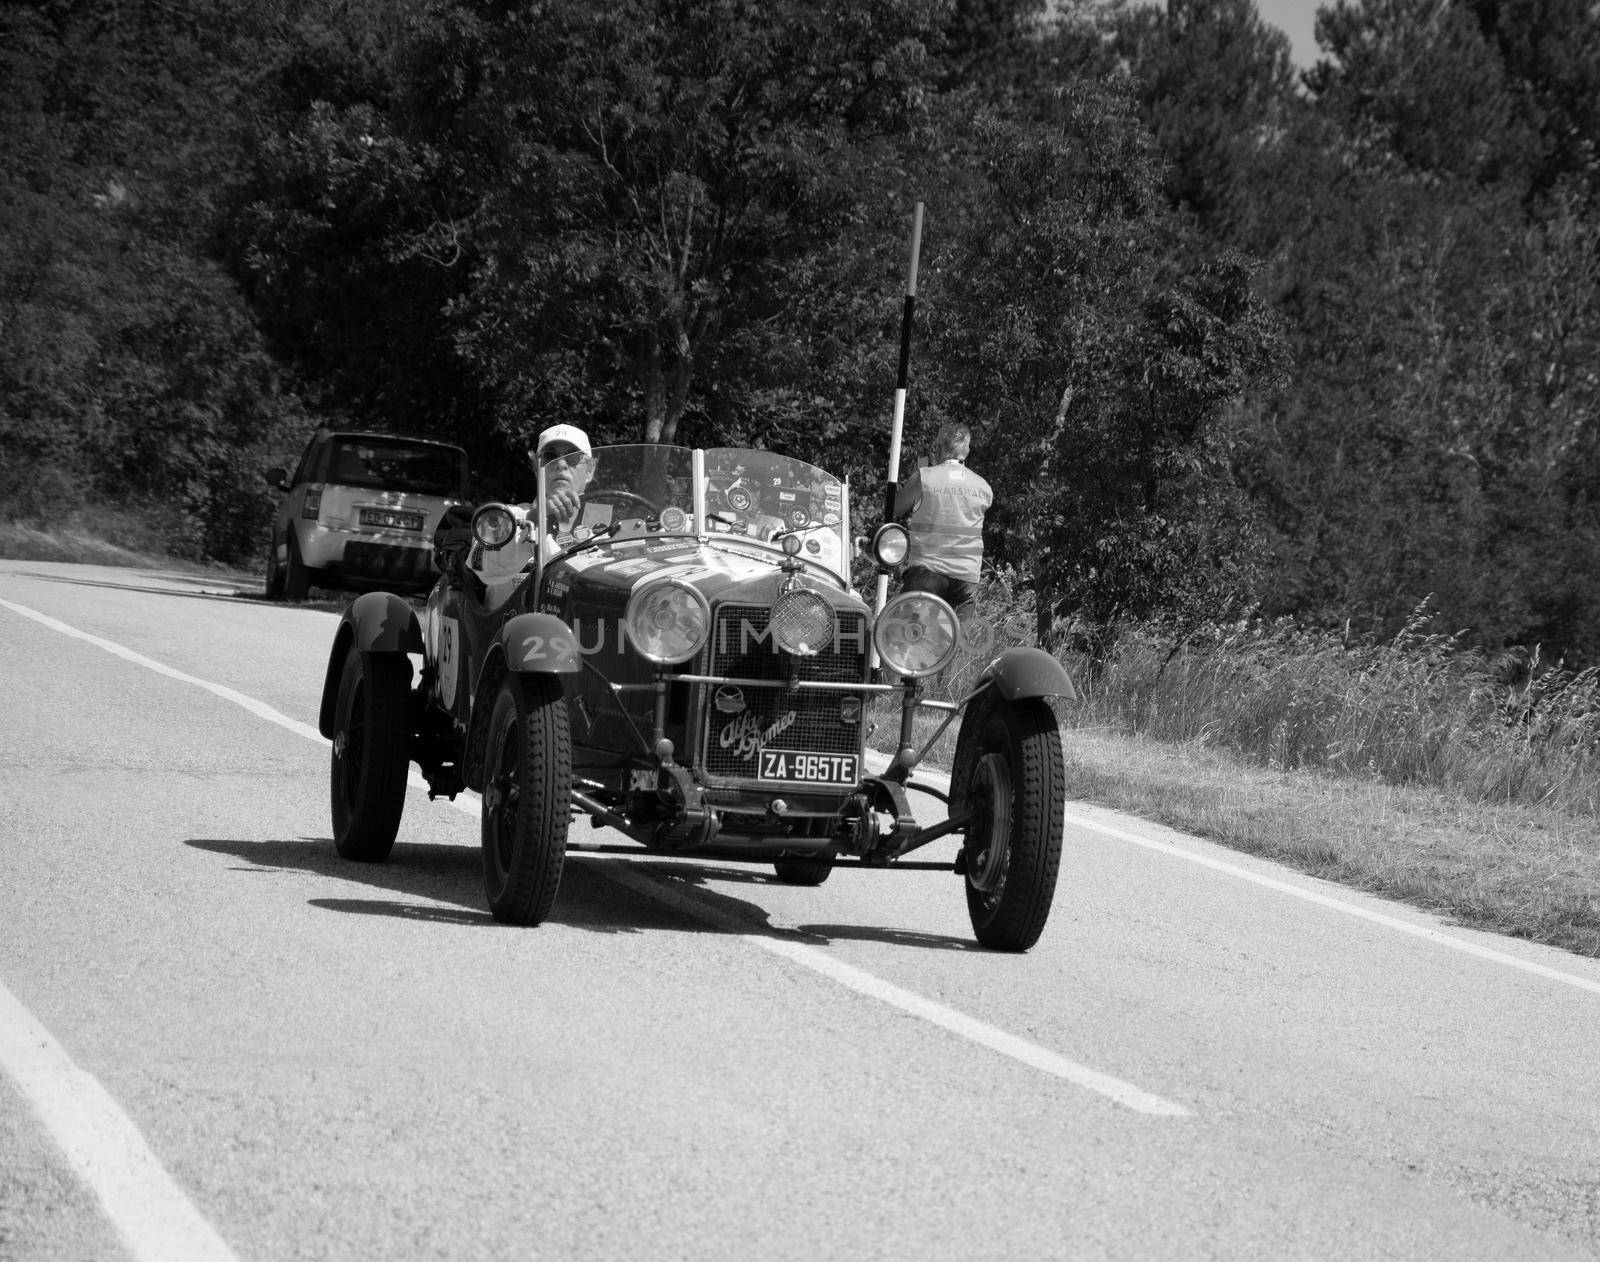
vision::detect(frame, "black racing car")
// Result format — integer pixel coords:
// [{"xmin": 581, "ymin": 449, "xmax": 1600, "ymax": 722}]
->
[{"xmin": 316, "ymin": 443, "xmax": 1076, "ymax": 951}]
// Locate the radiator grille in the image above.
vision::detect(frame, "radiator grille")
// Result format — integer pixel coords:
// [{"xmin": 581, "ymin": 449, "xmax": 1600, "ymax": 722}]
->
[{"xmin": 700, "ymin": 603, "xmax": 868, "ymax": 781}]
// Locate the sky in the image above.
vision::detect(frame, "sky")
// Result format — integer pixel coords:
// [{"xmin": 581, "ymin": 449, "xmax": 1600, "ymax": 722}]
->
[{"xmin": 1254, "ymin": 0, "xmax": 1322, "ymax": 68}]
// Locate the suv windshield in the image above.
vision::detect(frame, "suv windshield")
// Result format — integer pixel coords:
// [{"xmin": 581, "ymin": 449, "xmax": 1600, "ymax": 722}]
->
[
  {"xmin": 328, "ymin": 439, "xmax": 465, "ymax": 496},
  {"xmin": 537, "ymin": 444, "xmax": 848, "ymax": 580}
]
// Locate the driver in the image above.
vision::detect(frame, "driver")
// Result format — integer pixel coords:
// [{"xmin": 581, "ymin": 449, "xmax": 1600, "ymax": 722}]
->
[
  {"xmin": 534, "ymin": 423, "xmax": 594, "ymax": 541},
  {"xmin": 476, "ymin": 423, "xmax": 595, "ymax": 587}
]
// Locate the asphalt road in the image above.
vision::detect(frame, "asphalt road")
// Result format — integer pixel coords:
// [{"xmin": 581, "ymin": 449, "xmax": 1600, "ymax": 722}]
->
[{"xmin": 2, "ymin": 559, "xmax": 1598, "ymax": 1261}]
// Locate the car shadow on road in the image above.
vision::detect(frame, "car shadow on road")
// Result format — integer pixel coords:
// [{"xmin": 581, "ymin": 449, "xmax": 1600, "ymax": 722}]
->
[{"xmin": 184, "ymin": 837, "xmax": 977, "ymax": 952}]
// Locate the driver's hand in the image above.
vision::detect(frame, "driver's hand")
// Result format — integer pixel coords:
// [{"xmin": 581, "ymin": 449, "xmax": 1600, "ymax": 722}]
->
[{"xmin": 546, "ymin": 486, "xmax": 582, "ymax": 526}]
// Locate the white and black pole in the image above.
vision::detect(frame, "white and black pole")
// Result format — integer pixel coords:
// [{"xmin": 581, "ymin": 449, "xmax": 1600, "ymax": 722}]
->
[{"xmin": 874, "ymin": 201, "xmax": 924, "ymax": 636}]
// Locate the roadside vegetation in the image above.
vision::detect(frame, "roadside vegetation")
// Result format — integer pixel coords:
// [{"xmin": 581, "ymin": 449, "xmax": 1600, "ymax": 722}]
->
[
  {"xmin": 0, "ymin": 506, "xmax": 214, "ymax": 571},
  {"xmin": 895, "ymin": 575, "xmax": 1600, "ymax": 960}
]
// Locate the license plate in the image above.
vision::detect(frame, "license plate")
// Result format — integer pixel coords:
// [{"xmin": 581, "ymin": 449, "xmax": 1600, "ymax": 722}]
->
[
  {"xmin": 758, "ymin": 749, "xmax": 859, "ymax": 784},
  {"xmin": 361, "ymin": 508, "xmax": 424, "ymax": 531}
]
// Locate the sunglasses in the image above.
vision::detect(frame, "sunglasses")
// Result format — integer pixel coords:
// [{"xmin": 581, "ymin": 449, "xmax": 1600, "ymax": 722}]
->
[{"xmin": 539, "ymin": 447, "xmax": 591, "ymax": 469}]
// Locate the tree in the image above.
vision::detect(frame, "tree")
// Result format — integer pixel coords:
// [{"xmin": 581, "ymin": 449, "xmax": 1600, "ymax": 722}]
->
[
  {"xmin": 918, "ymin": 78, "xmax": 1286, "ymax": 651},
  {"xmin": 1113, "ymin": 0, "xmax": 1299, "ymax": 233},
  {"xmin": 0, "ymin": 0, "xmax": 308, "ymax": 559},
  {"xmin": 1306, "ymin": 0, "xmax": 1531, "ymax": 186},
  {"xmin": 1462, "ymin": 0, "xmax": 1600, "ymax": 201},
  {"xmin": 397, "ymin": 0, "xmax": 946, "ymax": 461}
]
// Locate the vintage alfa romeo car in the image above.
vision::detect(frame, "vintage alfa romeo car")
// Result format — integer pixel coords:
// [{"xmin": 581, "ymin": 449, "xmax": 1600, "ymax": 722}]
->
[{"xmin": 317, "ymin": 443, "xmax": 1077, "ymax": 951}]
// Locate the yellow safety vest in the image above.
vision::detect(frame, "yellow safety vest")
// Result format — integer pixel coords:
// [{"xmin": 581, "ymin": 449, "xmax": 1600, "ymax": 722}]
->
[{"xmin": 905, "ymin": 461, "xmax": 992, "ymax": 581}]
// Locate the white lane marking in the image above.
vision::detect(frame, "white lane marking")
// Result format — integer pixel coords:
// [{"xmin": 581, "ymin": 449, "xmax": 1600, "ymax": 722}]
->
[
  {"xmin": 593, "ymin": 863, "xmax": 1187, "ymax": 1116},
  {"xmin": 0, "ymin": 981, "xmax": 242, "ymax": 1262},
  {"xmin": 2, "ymin": 595, "xmax": 1186, "ymax": 1117},
  {"xmin": 0, "ymin": 596, "xmax": 323, "ymax": 742},
  {"xmin": 431, "ymin": 793, "xmax": 1183, "ymax": 1113},
  {"xmin": 1065, "ymin": 810, "xmax": 1600, "ymax": 997}
]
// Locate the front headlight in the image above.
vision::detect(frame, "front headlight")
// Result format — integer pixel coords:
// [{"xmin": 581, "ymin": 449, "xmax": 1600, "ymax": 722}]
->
[
  {"xmin": 874, "ymin": 591, "xmax": 959, "ymax": 678},
  {"xmin": 625, "ymin": 580, "xmax": 711, "ymax": 664},
  {"xmin": 770, "ymin": 587, "xmax": 834, "ymax": 657},
  {"xmin": 872, "ymin": 522, "xmax": 909, "ymax": 566},
  {"xmin": 472, "ymin": 504, "xmax": 518, "ymax": 549}
]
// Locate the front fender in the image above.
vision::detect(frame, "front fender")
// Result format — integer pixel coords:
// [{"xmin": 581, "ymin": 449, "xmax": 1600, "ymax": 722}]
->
[
  {"xmin": 977, "ymin": 646, "xmax": 1078, "ymax": 702},
  {"xmin": 499, "ymin": 612, "xmax": 581, "ymax": 674},
  {"xmin": 317, "ymin": 592, "xmax": 424, "ymax": 738}
]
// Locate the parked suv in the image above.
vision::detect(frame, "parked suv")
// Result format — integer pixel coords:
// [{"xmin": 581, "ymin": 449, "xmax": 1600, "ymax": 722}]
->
[{"xmin": 264, "ymin": 428, "xmax": 469, "ymax": 600}]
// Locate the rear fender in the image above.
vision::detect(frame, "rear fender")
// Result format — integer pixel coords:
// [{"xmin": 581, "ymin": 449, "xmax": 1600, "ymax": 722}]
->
[
  {"xmin": 317, "ymin": 592, "xmax": 423, "ymax": 738},
  {"xmin": 499, "ymin": 612, "xmax": 581, "ymax": 674}
]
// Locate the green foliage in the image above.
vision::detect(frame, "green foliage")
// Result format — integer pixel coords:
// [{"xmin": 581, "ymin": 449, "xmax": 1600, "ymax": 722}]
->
[
  {"xmin": 415, "ymin": 0, "xmax": 942, "ymax": 455},
  {"xmin": 1080, "ymin": 604, "xmax": 1600, "ymax": 816},
  {"xmin": 0, "ymin": 1, "xmax": 308, "ymax": 562},
  {"xmin": 915, "ymin": 78, "xmax": 1285, "ymax": 649},
  {"xmin": 1307, "ymin": 0, "xmax": 1532, "ymax": 185},
  {"xmin": 1464, "ymin": 0, "xmax": 1600, "ymax": 200},
  {"xmin": 1113, "ymin": 0, "xmax": 1299, "ymax": 228}
]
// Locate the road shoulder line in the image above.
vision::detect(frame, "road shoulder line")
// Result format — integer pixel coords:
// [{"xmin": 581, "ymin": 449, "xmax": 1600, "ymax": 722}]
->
[{"xmin": 0, "ymin": 980, "xmax": 241, "ymax": 1262}]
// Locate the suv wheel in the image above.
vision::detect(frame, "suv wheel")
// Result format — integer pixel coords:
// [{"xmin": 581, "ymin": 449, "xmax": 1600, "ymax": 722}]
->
[
  {"xmin": 282, "ymin": 530, "xmax": 312, "ymax": 601},
  {"xmin": 264, "ymin": 536, "xmax": 285, "ymax": 600}
]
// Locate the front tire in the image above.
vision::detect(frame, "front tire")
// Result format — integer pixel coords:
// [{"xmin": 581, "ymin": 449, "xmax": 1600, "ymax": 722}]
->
[
  {"xmin": 481, "ymin": 674, "xmax": 572, "ymax": 925},
  {"xmin": 959, "ymin": 696, "xmax": 1065, "ymax": 952},
  {"xmin": 330, "ymin": 650, "xmax": 413, "ymax": 862}
]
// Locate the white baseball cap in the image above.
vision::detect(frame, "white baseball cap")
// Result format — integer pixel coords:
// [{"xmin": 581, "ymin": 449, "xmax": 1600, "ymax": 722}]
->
[{"xmin": 534, "ymin": 423, "xmax": 592, "ymax": 460}]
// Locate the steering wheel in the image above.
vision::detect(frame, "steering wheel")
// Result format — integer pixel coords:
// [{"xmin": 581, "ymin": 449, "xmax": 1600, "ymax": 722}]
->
[{"xmin": 581, "ymin": 489, "xmax": 658, "ymax": 519}]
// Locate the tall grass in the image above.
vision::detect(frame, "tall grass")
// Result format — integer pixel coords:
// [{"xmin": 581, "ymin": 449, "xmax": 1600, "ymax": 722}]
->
[
  {"xmin": 891, "ymin": 578, "xmax": 1600, "ymax": 818},
  {"xmin": 1078, "ymin": 609, "xmax": 1600, "ymax": 817}
]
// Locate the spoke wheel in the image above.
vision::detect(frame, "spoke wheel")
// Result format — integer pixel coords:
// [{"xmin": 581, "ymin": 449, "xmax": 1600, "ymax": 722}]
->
[
  {"xmin": 966, "ymin": 754, "xmax": 1013, "ymax": 904},
  {"xmin": 958, "ymin": 695, "xmax": 1065, "ymax": 952},
  {"xmin": 481, "ymin": 674, "xmax": 572, "ymax": 925},
  {"xmin": 330, "ymin": 650, "xmax": 412, "ymax": 861}
]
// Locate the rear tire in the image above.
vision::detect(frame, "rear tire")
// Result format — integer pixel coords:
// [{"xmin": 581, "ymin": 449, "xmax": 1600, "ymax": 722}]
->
[
  {"xmin": 283, "ymin": 530, "xmax": 312, "ymax": 601},
  {"xmin": 959, "ymin": 695, "xmax": 1065, "ymax": 952},
  {"xmin": 330, "ymin": 650, "xmax": 413, "ymax": 862},
  {"xmin": 772, "ymin": 857, "xmax": 832, "ymax": 886},
  {"xmin": 264, "ymin": 536, "xmax": 285, "ymax": 599},
  {"xmin": 481, "ymin": 674, "xmax": 572, "ymax": 925}
]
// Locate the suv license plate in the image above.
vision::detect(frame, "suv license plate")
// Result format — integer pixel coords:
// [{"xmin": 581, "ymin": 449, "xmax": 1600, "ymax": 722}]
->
[
  {"xmin": 758, "ymin": 750, "xmax": 858, "ymax": 784},
  {"xmin": 360, "ymin": 508, "xmax": 424, "ymax": 531}
]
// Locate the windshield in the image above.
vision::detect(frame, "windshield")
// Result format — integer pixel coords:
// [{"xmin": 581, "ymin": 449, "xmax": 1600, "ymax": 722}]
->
[{"xmin": 535, "ymin": 444, "xmax": 849, "ymax": 581}]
